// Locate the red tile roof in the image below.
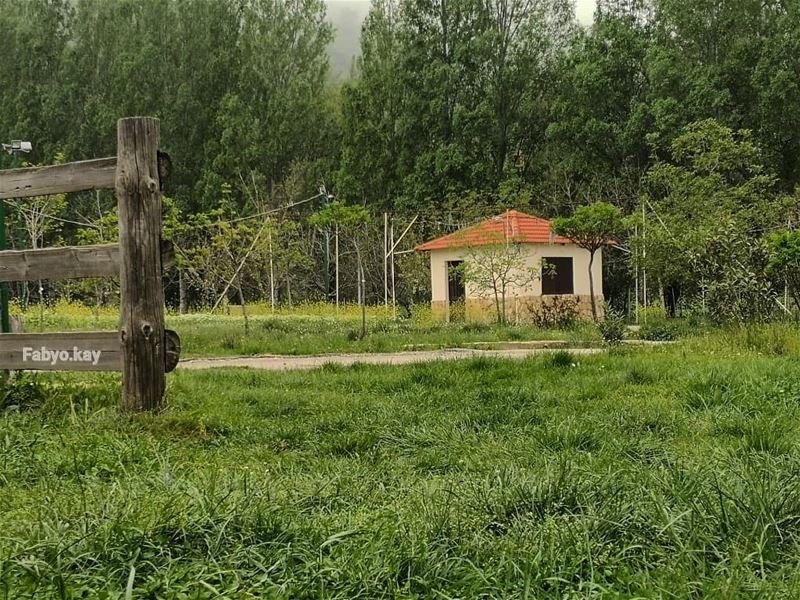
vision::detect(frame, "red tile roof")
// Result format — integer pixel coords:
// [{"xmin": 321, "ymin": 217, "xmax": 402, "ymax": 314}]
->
[{"xmin": 415, "ymin": 210, "xmax": 572, "ymax": 252}]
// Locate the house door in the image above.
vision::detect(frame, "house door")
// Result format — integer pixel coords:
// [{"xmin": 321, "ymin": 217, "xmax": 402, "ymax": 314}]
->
[{"xmin": 447, "ymin": 261, "xmax": 465, "ymax": 321}]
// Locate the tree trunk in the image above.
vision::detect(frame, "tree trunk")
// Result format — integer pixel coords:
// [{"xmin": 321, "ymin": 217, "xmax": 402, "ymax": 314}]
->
[
  {"xmin": 588, "ymin": 250, "xmax": 598, "ymax": 321},
  {"xmin": 179, "ymin": 271, "xmax": 187, "ymax": 315},
  {"xmin": 355, "ymin": 242, "xmax": 366, "ymax": 339},
  {"xmin": 500, "ymin": 284, "xmax": 507, "ymax": 325},
  {"xmin": 237, "ymin": 283, "xmax": 249, "ymax": 336}
]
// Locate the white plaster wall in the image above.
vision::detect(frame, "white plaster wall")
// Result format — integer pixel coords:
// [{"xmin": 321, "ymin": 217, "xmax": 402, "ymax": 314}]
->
[{"xmin": 428, "ymin": 243, "xmax": 603, "ymax": 303}]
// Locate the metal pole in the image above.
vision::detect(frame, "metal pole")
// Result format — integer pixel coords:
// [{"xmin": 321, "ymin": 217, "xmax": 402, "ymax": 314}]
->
[
  {"xmin": 268, "ymin": 223, "xmax": 275, "ymax": 312},
  {"xmin": 642, "ymin": 201, "xmax": 647, "ymax": 321},
  {"xmin": 335, "ymin": 224, "xmax": 339, "ymax": 309},
  {"xmin": 390, "ymin": 217, "xmax": 396, "ymax": 317},
  {"xmin": 383, "ymin": 212, "xmax": 388, "ymax": 309},
  {"xmin": 323, "ymin": 189, "xmax": 330, "ymax": 302},
  {"xmin": 634, "ymin": 223, "xmax": 639, "ymax": 324},
  {"xmin": 0, "ymin": 198, "xmax": 8, "ymax": 333},
  {"xmin": 16, "ymin": 204, "xmax": 27, "ymax": 310}
]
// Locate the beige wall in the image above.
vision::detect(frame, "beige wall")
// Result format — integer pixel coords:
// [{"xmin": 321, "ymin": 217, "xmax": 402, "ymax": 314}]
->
[
  {"xmin": 429, "ymin": 243, "xmax": 602, "ymax": 300},
  {"xmin": 427, "ymin": 243, "xmax": 603, "ymax": 321}
]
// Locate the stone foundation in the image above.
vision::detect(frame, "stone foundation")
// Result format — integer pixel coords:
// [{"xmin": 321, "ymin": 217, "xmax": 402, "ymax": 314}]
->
[{"xmin": 431, "ymin": 295, "xmax": 603, "ymax": 323}]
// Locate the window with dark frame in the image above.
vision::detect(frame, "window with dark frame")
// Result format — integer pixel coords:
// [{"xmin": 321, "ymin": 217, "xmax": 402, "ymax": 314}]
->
[{"xmin": 542, "ymin": 257, "xmax": 574, "ymax": 295}]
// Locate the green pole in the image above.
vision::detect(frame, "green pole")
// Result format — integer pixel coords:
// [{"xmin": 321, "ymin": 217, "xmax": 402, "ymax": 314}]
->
[
  {"xmin": 0, "ymin": 196, "xmax": 9, "ymax": 333},
  {"xmin": 16, "ymin": 206, "xmax": 26, "ymax": 310}
]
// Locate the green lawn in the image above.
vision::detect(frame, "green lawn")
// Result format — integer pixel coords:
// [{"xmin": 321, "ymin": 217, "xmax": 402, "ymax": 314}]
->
[
  {"xmin": 3, "ymin": 328, "xmax": 800, "ymax": 597},
  {"xmin": 15, "ymin": 302, "xmax": 600, "ymax": 358}
]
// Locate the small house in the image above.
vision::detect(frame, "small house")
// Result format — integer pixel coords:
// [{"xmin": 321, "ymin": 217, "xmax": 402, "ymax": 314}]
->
[{"xmin": 415, "ymin": 210, "xmax": 603, "ymax": 321}]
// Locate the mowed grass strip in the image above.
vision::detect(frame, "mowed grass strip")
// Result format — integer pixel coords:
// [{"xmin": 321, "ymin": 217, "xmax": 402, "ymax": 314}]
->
[{"xmin": 3, "ymin": 337, "xmax": 800, "ymax": 597}]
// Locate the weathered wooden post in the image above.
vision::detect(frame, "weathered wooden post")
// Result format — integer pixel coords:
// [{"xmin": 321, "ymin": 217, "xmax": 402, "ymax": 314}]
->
[{"xmin": 116, "ymin": 117, "xmax": 166, "ymax": 411}]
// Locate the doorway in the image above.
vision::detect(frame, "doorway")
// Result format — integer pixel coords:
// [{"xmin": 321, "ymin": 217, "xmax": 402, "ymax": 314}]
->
[{"xmin": 447, "ymin": 260, "xmax": 465, "ymax": 321}]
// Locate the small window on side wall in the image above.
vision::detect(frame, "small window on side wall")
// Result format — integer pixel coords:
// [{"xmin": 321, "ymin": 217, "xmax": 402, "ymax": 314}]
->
[{"xmin": 542, "ymin": 257, "xmax": 574, "ymax": 295}]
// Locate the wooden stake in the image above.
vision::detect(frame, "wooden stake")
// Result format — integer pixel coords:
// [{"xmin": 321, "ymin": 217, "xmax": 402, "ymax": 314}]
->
[{"xmin": 116, "ymin": 117, "xmax": 166, "ymax": 411}]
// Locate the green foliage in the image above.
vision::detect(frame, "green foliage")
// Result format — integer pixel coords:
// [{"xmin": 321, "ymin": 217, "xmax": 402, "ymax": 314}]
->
[
  {"xmin": 552, "ymin": 202, "xmax": 626, "ymax": 253},
  {"xmin": 638, "ymin": 119, "xmax": 793, "ymax": 322},
  {"xmin": 1, "ymin": 374, "xmax": 51, "ymax": 411},
  {"xmin": 308, "ymin": 201, "xmax": 369, "ymax": 228},
  {"xmin": 767, "ymin": 229, "xmax": 800, "ymax": 310},
  {"xmin": 547, "ymin": 349, "xmax": 575, "ymax": 368},
  {"xmin": 701, "ymin": 220, "xmax": 777, "ymax": 324},
  {"xmin": 5, "ymin": 0, "xmax": 800, "ymax": 320},
  {"xmin": 528, "ymin": 295, "xmax": 581, "ymax": 329},
  {"xmin": 553, "ymin": 202, "xmax": 626, "ymax": 320},
  {"xmin": 598, "ymin": 306, "xmax": 627, "ymax": 344},
  {"xmin": 638, "ymin": 320, "xmax": 677, "ymax": 341},
  {"xmin": 458, "ymin": 237, "xmax": 541, "ymax": 325}
]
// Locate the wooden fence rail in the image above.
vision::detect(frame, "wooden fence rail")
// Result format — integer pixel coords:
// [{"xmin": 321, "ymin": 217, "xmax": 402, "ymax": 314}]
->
[
  {"xmin": 0, "ymin": 117, "xmax": 178, "ymax": 411},
  {"xmin": 0, "ymin": 241, "xmax": 174, "ymax": 283},
  {"xmin": 0, "ymin": 157, "xmax": 116, "ymax": 200}
]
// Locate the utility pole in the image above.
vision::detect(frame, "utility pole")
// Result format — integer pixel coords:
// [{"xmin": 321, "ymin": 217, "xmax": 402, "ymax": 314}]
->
[{"xmin": 321, "ymin": 184, "xmax": 332, "ymax": 301}]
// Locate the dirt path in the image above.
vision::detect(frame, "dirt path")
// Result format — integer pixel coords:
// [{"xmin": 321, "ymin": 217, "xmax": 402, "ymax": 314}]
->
[{"xmin": 178, "ymin": 347, "xmax": 603, "ymax": 371}]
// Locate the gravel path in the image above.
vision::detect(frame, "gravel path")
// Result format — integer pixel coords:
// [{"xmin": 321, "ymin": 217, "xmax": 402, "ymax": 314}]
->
[{"xmin": 178, "ymin": 347, "xmax": 603, "ymax": 371}]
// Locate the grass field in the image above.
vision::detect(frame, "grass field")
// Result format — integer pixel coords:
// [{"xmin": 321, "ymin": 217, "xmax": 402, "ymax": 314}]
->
[
  {"xmin": 3, "ymin": 327, "xmax": 800, "ymax": 597},
  {"xmin": 14, "ymin": 301, "xmax": 601, "ymax": 358}
]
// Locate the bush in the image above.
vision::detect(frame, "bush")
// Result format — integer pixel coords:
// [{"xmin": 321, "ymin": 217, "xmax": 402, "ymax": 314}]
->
[
  {"xmin": 527, "ymin": 296, "xmax": 580, "ymax": 328},
  {"xmin": 2, "ymin": 374, "xmax": 50, "ymax": 411},
  {"xmin": 598, "ymin": 308, "xmax": 626, "ymax": 345},
  {"xmin": 639, "ymin": 322, "xmax": 677, "ymax": 341},
  {"xmin": 547, "ymin": 350, "xmax": 575, "ymax": 368}
]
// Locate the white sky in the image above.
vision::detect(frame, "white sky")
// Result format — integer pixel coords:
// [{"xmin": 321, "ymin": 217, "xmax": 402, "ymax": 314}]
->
[
  {"xmin": 326, "ymin": 0, "xmax": 597, "ymax": 26},
  {"xmin": 574, "ymin": 0, "xmax": 595, "ymax": 24}
]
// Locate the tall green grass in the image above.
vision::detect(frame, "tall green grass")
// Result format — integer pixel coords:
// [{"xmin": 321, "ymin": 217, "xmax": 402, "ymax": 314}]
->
[
  {"xmin": 12, "ymin": 300, "xmax": 600, "ymax": 358},
  {"xmin": 3, "ymin": 334, "xmax": 800, "ymax": 596}
]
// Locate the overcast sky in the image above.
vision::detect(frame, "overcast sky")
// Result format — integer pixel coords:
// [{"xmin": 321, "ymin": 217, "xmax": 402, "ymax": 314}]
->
[{"xmin": 574, "ymin": 0, "xmax": 595, "ymax": 24}]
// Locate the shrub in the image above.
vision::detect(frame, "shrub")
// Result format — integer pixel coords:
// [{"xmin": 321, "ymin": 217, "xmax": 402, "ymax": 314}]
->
[
  {"xmin": 639, "ymin": 320, "xmax": 678, "ymax": 341},
  {"xmin": 460, "ymin": 321, "xmax": 491, "ymax": 334},
  {"xmin": 2, "ymin": 374, "xmax": 50, "ymax": 411},
  {"xmin": 598, "ymin": 308, "xmax": 626, "ymax": 345},
  {"xmin": 527, "ymin": 296, "xmax": 580, "ymax": 328},
  {"xmin": 547, "ymin": 350, "xmax": 575, "ymax": 368}
]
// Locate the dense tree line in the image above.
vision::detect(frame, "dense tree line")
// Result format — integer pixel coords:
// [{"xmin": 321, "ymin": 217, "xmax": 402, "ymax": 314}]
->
[{"xmin": 2, "ymin": 0, "xmax": 800, "ymax": 317}]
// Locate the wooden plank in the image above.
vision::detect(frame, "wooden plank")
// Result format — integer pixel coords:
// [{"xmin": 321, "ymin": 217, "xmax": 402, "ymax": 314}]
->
[
  {"xmin": 0, "ymin": 157, "xmax": 116, "ymax": 200},
  {"xmin": 0, "ymin": 244, "xmax": 118, "ymax": 282},
  {"xmin": 0, "ymin": 241, "xmax": 175, "ymax": 283},
  {"xmin": 117, "ymin": 117, "xmax": 166, "ymax": 411},
  {"xmin": 0, "ymin": 332, "xmax": 122, "ymax": 371},
  {"xmin": 0, "ymin": 329, "xmax": 178, "ymax": 372}
]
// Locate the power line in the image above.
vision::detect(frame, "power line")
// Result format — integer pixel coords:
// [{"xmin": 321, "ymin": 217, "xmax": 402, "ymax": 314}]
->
[{"xmin": 14, "ymin": 206, "xmax": 100, "ymax": 230}]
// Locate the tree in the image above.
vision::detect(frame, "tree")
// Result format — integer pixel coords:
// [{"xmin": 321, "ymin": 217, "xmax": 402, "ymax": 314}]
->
[
  {"xmin": 637, "ymin": 119, "xmax": 796, "ymax": 319},
  {"xmin": 456, "ymin": 230, "xmax": 543, "ymax": 324},
  {"xmin": 552, "ymin": 201, "xmax": 625, "ymax": 321},
  {"xmin": 767, "ymin": 230, "xmax": 800, "ymax": 312},
  {"xmin": 337, "ymin": 0, "xmax": 573, "ymax": 214},
  {"xmin": 544, "ymin": 13, "xmax": 650, "ymax": 214},
  {"xmin": 310, "ymin": 201, "xmax": 370, "ymax": 336}
]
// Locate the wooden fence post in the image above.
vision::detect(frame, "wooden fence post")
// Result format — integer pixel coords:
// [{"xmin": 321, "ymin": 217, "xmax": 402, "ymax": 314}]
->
[{"xmin": 116, "ymin": 117, "xmax": 166, "ymax": 411}]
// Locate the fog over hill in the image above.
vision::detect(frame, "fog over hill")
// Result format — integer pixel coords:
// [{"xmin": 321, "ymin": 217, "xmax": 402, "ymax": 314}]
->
[{"xmin": 326, "ymin": 1, "xmax": 370, "ymax": 79}]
